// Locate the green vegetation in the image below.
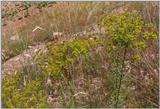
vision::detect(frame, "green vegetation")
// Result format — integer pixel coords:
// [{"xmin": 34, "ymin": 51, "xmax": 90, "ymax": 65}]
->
[
  {"xmin": 2, "ymin": 64, "xmax": 47, "ymax": 108},
  {"xmin": 38, "ymin": 37, "xmax": 102, "ymax": 77},
  {"xmin": 98, "ymin": 13, "xmax": 157, "ymax": 107}
]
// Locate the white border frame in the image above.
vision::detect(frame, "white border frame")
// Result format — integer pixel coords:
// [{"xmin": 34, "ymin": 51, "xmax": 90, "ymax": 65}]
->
[{"xmin": 0, "ymin": 1, "xmax": 159, "ymax": 108}]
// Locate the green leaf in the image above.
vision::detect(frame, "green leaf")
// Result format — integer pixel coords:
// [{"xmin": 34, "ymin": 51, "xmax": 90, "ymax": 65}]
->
[
  {"xmin": 66, "ymin": 58, "xmax": 74, "ymax": 64},
  {"xmin": 67, "ymin": 99, "xmax": 76, "ymax": 108},
  {"xmin": 143, "ymin": 32, "xmax": 157, "ymax": 39}
]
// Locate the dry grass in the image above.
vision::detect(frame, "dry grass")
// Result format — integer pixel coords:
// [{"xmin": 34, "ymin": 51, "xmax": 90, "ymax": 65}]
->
[{"xmin": 2, "ymin": 2, "xmax": 114, "ymax": 61}]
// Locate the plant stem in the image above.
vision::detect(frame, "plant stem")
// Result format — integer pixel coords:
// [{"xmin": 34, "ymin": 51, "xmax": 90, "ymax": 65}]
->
[{"xmin": 115, "ymin": 48, "xmax": 127, "ymax": 107}]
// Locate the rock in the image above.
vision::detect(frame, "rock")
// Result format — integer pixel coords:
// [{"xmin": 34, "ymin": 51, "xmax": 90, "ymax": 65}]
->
[
  {"xmin": 2, "ymin": 43, "xmax": 46, "ymax": 75},
  {"xmin": 10, "ymin": 35, "xmax": 19, "ymax": 41}
]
